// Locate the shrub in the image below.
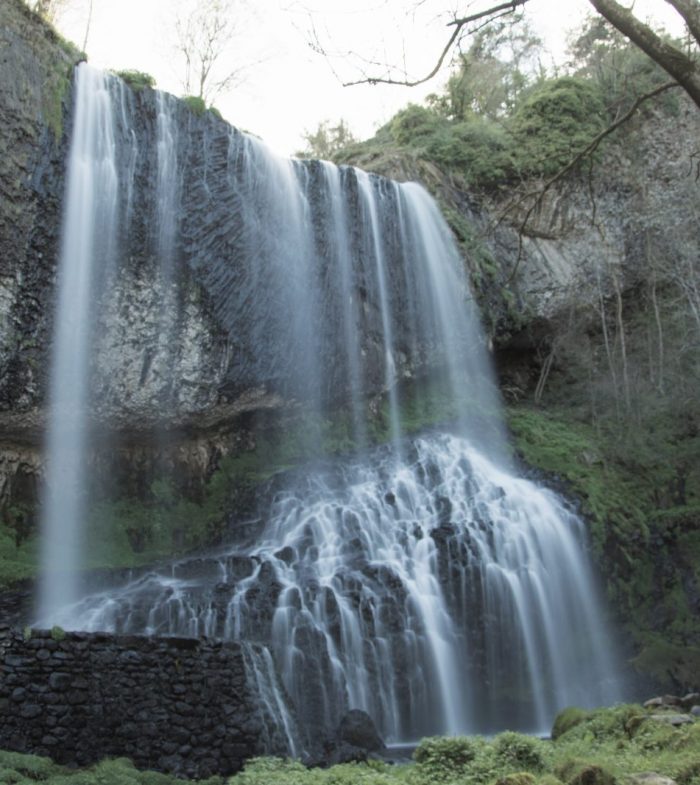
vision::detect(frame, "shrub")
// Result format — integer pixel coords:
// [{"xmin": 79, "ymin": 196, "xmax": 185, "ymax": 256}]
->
[
  {"xmin": 511, "ymin": 76, "xmax": 606, "ymax": 177},
  {"xmin": 424, "ymin": 117, "xmax": 513, "ymax": 187},
  {"xmin": 182, "ymin": 95, "xmax": 207, "ymax": 115},
  {"xmin": 413, "ymin": 735, "xmax": 480, "ymax": 781},
  {"xmin": 0, "ymin": 750, "xmax": 59, "ymax": 780},
  {"xmin": 389, "ymin": 104, "xmax": 442, "ymax": 146},
  {"xmin": 50, "ymin": 625, "xmax": 66, "ymax": 642},
  {"xmin": 552, "ymin": 708, "xmax": 591, "ymax": 740},
  {"xmin": 116, "ymin": 70, "xmax": 156, "ymax": 92},
  {"xmin": 493, "ymin": 732, "xmax": 545, "ymax": 771}
]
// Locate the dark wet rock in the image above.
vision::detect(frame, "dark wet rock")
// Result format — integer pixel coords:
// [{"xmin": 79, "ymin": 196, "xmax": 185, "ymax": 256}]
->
[
  {"xmin": 0, "ymin": 626, "xmax": 292, "ymax": 778},
  {"xmin": 337, "ymin": 709, "xmax": 385, "ymax": 752}
]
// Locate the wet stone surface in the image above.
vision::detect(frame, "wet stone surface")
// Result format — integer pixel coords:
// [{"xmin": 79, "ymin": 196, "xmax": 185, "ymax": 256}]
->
[{"xmin": 0, "ymin": 625, "xmax": 279, "ymax": 778}]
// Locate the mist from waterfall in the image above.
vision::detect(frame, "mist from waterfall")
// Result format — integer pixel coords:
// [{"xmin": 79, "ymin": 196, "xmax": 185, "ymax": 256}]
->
[{"xmin": 38, "ymin": 63, "xmax": 623, "ymax": 750}]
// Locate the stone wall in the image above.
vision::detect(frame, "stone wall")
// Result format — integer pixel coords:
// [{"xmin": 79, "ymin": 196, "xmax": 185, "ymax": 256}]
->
[{"xmin": 0, "ymin": 625, "xmax": 283, "ymax": 778}]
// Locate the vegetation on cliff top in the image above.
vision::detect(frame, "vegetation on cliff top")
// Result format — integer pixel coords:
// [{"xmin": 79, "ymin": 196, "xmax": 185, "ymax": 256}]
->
[
  {"xmin": 1, "ymin": 703, "xmax": 699, "ymax": 784},
  {"xmin": 327, "ymin": 17, "xmax": 679, "ymax": 192}
]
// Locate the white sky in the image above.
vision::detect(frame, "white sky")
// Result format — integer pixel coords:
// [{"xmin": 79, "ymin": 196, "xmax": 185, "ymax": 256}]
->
[{"xmin": 55, "ymin": 0, "xmax": 685, "ymax": 156}]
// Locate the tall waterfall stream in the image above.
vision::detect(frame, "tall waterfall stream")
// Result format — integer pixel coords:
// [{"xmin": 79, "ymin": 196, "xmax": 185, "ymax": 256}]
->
[{"xmin": 38, "ymin": 65, "xmax": 622, "ymax": 752}]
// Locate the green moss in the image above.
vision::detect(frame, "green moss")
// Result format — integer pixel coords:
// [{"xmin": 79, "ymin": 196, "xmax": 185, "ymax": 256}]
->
[
  {"xmin": 630, "ymin": 640, "xmax": 700, "ymax": 691},
  {"xmin": 42, "ymin": 63, "xmax": 71, "ymax": 140},
  {"xmin": 115, "ymin": 70, "xmax": 156, "ymax": 92},
  {"xmin": 506, "ymin": 406, "xmax": 648, "ymax": 553},
  {"xmin": 553, "ymin": 708, "xmax": 592, "ymax": 741},
  {"xmin": 50, "ymin": 625, "xmax": 65, "ymax": 642},
  {"xmin": 182, "ymin": 95, "xmax": 207, "ymax": 115}
]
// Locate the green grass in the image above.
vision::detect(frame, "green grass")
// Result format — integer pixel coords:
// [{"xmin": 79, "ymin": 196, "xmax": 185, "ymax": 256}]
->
[{"xmin": 0, "ymin": 705, "xmax": 697, "ymax": 784}]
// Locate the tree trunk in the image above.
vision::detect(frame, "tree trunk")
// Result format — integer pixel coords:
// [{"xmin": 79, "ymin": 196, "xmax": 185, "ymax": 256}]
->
[
  {"xmin": 664, "ymin": 0, "xmax": 700, "ymax": 45},
  {"xmin": 589, "ymin": 0, "xmax": 700, "ymax": 109}
]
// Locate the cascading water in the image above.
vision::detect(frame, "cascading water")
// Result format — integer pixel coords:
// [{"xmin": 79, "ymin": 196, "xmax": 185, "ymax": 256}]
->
[
  {"xmin": 38, "ymin": 66, "xmax": 120, "ymax": 622},
  {"xmin": 38, "ymin": 64, "xmax": 623, "ymax": 752}
]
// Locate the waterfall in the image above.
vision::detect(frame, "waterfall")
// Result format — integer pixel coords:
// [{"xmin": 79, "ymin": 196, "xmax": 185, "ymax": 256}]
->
[
  {"xmin": 38, "ymin": 65, "xmax": 623, "ymax": 748},
  {"xmin": 38, "ymin": 66, "xmax": 120, "ymax": 622}
]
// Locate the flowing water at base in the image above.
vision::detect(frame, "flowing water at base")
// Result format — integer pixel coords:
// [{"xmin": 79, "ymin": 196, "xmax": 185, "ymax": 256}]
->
[{"xmin": 43, "ymin": 432, "xmax": 620, "ymax": 748}]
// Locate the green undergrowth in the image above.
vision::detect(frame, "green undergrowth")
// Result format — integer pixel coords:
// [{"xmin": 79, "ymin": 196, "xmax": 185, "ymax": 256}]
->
[
  {"xmin": 507, "ymin": 405, "xmax": 700, "ymax": 687},
  {"xmin": 0, "ymin": 752, "xmax": 223, "ymax": 784},
  {"xmin": 0, "ymin": 504, "xmax": 38, "ymax": 589},
  {"xmin": 1, "ymin": 705, "xmax": 698, "ymax": 785},
  {"xmin": 506, "ymin": 406, "xmax": 647, "ymax": 552}
]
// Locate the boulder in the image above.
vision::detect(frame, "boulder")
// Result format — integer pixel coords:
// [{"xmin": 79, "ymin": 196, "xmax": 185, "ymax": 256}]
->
[
  {"xmin": 626, "ymin": 773, "xmax": 677, "ymax": 785},
  {"xmin": 647, "ymin": 713, "xmax": 695, "ymax": 726},
  {"xmin": 681, "ymin": 693, "xmax": 700, "ymax": 711},
  {"xmin": 337, "ymin": 709, "xmax": 385, "ymax": 752}
]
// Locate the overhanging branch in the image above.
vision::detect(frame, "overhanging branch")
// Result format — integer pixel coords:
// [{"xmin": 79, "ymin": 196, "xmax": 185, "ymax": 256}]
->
[{"xmin": 343, "ymin": 0, "xmax": 532, "ymax": 87}]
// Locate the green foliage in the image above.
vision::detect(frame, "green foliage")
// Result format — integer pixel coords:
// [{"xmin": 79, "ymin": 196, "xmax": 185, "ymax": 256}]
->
[
  {"xmin": 506, "ymin": 406, "xmax": 646, "ymax": 553},
  {"xmin": 493, "ymin": 732, "xmax": 545, "ymax": 771},
  {"xmin": 510, "ymin": 76, "xmax": 606, "ymax": 177},
  {"xmin": 50, "ymin": 625, "xmax": 65, "ymax": 642},
  {"xmin": 0, "ymin": 512, "xmax": 38, "ymax": 588},
  {"xmin": 413, "ymin": 736, "xmax": 480, "ymax": 781},
  {"xmin": 116, "ymin": 70, "xmax": 156, "ymax": 91},
  {"xmin": 567, "ymin": 16, "xmax": 680, "ymax": 118},
  {"xmin": 389, "ymin": 105, "xmax": 442, "ymax": 146},
  {"xmin": 297, "ymin": 119, "xmax": 357, "ymax": 160},
  {"xmin": 423, "ymin": 117, "xmax": 513, "ymax": 187},
  {"xmin": 182, "ymin": 95, "xmax": 207, "ymax": 115},
  {"xmin": 552, "ymin": 708, "xmax": 592, "ymax": 741}
]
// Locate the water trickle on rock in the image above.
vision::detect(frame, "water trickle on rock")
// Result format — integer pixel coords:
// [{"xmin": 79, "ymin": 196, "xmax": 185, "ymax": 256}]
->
[{"xmin": 38, "ymin": 63, "xmax": 622, "ymax": 752}]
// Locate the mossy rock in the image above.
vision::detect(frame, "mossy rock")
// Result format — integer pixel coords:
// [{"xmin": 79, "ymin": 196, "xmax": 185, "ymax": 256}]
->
[
  {"xmin": 553, "ymin": 707, "xmax": 592, "ymax": 740},
  {"xmin": 557, "ymin": 761, "xmax": 616, "ymax": 785}
]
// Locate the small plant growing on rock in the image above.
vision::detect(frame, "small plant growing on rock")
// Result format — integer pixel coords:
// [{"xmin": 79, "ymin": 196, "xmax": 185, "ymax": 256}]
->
[
  {"xmin": 50, "ymin": 625, "xmax": 65, "ymax": 641},
  {"xmin": 115, "ymin": 69, "xmax": 156, "ymax": 92},
  {"xmin": 182, "ymin": 95, "xmax": 207, "ymax": 115}
]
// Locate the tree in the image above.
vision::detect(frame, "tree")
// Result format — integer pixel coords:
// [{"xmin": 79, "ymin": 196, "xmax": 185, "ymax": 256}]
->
[
  {"xmin": 174, "ymin": 0, "xmax": 251, "ymax": 103},
  {"xmin": 337, "ymin": 0, "xmax": 700, "ymax": 112},
  {"xmin": 297, "ymin": 119, "xmax": 357, "ymax": 160}
]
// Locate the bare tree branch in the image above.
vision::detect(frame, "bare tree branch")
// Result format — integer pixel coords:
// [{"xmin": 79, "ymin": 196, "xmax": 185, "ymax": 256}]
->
[{"xmin": 343, "ymin": 0, "xmax": 532, "ymax": 87}]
